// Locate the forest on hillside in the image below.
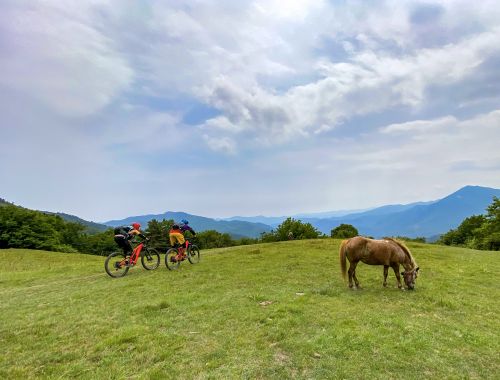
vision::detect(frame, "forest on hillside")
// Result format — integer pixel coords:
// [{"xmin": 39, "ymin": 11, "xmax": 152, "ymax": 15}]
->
[
  {"xmin": 438, "ymin": 197, "xmax": 500, "ymax": 250},
  {"xmin": 0, "ymin": 204, "xmax": 323, "ymax": 255},
  {"xmin": 1, "ymin": 197, "xmax": 499, "ymax": 254}
]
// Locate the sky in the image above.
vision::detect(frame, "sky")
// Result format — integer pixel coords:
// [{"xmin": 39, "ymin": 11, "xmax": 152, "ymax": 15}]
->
[{"xmin": 2, "ymin": 0, "xmax": 500, "ymax": 222}]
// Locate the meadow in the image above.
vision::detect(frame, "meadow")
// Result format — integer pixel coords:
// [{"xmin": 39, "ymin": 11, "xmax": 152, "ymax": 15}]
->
[{"xmin": 1, "ymin": 239, "xmax": 499, "ymax": 379}]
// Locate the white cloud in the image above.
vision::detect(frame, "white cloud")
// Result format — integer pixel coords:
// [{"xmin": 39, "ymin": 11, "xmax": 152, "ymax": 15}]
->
[
  {"xmin": 0, "ymin": 1, "xmax": 133, "ymax": 117},
  {"xmin": 203, "ymin": 134, "xmax": 237, "ymax": 155},
  {"xmin": 197, "ymin": 24, "xmax": 500, "ymax": 153},
  {"xmin": 380, "ymin": 116, "xmax": 457, "ymax": 134},
  {"xmin": 2, "ymin": 0, "xmax": 500, "ymax": 219},
  {"xmin": 348, "ymin": 110, "xmax": 500, "ymax": 174}
]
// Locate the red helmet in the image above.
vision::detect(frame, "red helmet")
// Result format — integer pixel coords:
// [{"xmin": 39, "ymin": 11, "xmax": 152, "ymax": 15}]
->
[{"xmin": 132, "ymin": 222, "xmax": 141, "ymax": 230}]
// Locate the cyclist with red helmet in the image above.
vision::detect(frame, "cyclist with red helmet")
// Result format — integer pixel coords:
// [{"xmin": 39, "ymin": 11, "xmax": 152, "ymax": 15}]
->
[{"xmin": 113, "ymin": 222, "xmax": 147, "ymax": 258}]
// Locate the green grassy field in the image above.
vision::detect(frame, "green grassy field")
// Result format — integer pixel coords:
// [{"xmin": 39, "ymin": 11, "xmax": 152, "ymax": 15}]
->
[{"xmin": 1, "ymin": 240, "xmax": 499, "ymax": 379}]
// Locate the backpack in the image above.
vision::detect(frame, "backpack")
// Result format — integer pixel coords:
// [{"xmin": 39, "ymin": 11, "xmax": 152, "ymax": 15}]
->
[{"xmin": 114, "ymin": 226, "xmax": 131, "ymax": 236}]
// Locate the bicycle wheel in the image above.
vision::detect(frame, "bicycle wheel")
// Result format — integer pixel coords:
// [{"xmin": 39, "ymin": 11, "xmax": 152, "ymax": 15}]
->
[
  {"xmin": 105, "ymin": 252, "xmax": 130, "ymax": 278},
  {"xmin": 141, "ymin": 247, "xmax": 160, "ymax": 270},
  {"xmin": 165, "ymin": 248, "xmax": 180, "ymax": 270},
  {"xmin": 187, "ymin": 245, "xmax": 200, "ymax": 264}
]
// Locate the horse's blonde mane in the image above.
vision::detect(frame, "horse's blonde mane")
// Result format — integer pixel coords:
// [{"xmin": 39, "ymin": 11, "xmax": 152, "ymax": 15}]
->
[{"xmin": 385, "ymin": 238, "xmax": 417, "ymax": 268}]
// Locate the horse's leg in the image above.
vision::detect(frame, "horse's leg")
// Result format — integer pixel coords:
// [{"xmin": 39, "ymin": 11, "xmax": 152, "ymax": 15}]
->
[
  {"xmin": 352, "ymin": 263, "xmax": 361, "ymax": 289},
  {"xmin": 347, "ymin": 262, "xmax": 354, "ymax": 288},
  {"xmin": 348, "ymin": 261, "xmax": 358, "ymax": 289},
  {"xmin": 383, "ymin": 265, "xmax": 389, "ymax": 287},
  {"xmin": 391, "ymin": 264, "xmax": 403, "ymax": 289},
  {"xmin": 349, "ymin": 261, "xmax": 360, "ymax": 289}
]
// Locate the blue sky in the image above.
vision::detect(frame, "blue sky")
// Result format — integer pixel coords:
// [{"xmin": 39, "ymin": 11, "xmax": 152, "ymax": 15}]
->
[{"xmin": 1, "ymin": 0, "xmax": 500, "ymax": 222}]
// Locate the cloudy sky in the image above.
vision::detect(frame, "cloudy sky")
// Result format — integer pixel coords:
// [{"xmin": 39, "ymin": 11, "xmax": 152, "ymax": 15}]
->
[{"xmin": 2, "ymin": 0, "xmax": 500, "ymax": 222}]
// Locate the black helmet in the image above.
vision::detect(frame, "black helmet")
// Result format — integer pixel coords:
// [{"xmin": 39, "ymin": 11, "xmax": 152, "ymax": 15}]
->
[{"xmin": 172, "ymin": 224, "xmax": 180, "ymax": 230}]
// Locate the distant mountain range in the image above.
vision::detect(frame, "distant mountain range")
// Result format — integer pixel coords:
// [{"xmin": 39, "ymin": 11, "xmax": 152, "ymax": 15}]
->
[
  {"xmin": 299, "ymin": 186, "xmax": 500, "ymax": 238},
  {"xmin": 221, "ymin": 204, "xmax": 437, "ymax": 228},
  {"xmin": 220, "ymin": 207, "xmax": 373, "ymax": 228},
  {"xmin": 102, "ymin": 185, "xmax": 499, "ymax": 239},
  {"xmin": 3, "ymin": 185, "xmax": 499, "ymax": 240},
  {"xmin": 48, "ymin": 212, "xmax": 109, "ymax": 234},
  {"xmin": 103, "ymin": 211, "xmax": 272, "ymax": 239}
]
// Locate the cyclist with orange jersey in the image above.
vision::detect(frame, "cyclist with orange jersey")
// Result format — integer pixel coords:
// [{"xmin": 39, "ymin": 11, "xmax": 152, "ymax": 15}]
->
[{"xmin": 169, "ymin": 220, "xmax": 196, "ymax": 259}]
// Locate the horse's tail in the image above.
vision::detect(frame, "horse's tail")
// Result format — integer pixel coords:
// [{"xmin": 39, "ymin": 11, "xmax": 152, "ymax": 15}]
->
[{"xmin": 339, "ymin": 239, "xmax": 349, "ymax": 282}]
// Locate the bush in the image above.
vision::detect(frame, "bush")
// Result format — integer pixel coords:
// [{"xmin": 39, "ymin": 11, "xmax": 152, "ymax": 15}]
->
[
  {"xmin": 261, "ymin": 218, "xmax": 321, "ymax": 242},
  {"xmin": 331, "ymin": 224, "xmax": 358, "ymax": 239}
]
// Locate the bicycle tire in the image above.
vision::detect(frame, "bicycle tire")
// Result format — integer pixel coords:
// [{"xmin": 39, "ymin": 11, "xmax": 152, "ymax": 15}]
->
[
  {"xmin": 165, "ymin": 248, "xmax": 180, "ymax": 270},
  {"xmin": 105, "ymin": 251, "xmax": 130, "ymax": 278},
  {"xmin": 187, "ymin": 245, "xmax": 200, "ymax": 264},
  {"xmin": 141, "ymin": 247, "xmax": 160, "ymax": 270}
]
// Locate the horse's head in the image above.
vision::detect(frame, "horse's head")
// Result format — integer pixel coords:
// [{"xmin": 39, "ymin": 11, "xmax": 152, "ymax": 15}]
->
[{"xmin": 401, "ymin": 267, "xmax": 419, "ymax": 290}]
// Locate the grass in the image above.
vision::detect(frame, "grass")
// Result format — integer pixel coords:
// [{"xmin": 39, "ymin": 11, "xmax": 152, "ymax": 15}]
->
[{"xmin": 0, "ymin": 240, "xmax": 499, "ymax": 379}]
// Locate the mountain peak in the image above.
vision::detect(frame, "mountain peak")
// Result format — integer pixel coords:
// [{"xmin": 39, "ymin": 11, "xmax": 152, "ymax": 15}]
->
[{"xmin": 444, "ymin": 185, "xmax": 500, "ymax": 200}]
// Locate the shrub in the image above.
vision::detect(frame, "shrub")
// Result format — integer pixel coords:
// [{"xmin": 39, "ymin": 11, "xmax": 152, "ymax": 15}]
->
[{"xmin": 331, "ymin": 224, "xmax": 358, "ymax": 239}]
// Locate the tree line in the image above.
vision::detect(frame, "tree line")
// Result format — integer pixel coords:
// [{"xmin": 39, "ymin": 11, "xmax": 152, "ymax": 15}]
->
[
  {"xmin": 0, "ymin": 206, "xmax": 324, "ymax": 255},
  {"xmin": 3, "ymin": 197, "xmax": 498, "ymax": 255},
  {"xmin": 0, "ymin": 201, "xmax": 425, "ymax": 256},
  {"xmin": 438, "ymin": 197, "xmax": 500, "ymax": 250}
]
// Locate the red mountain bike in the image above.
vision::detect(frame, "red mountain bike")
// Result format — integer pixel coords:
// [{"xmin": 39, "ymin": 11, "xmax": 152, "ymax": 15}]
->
[
  {"xmin": 105, "ymin": 239, "xmax": 160, "ymax": 278},
  {"xmin": 165, "ymin": 239, "xmax": 200, "ymax": 270}
]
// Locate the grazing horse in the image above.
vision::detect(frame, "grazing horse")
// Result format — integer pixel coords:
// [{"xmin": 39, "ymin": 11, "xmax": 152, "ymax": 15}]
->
[{"xmin": 339, "ymin": 236, "xmax": 419, "ymax": 290}]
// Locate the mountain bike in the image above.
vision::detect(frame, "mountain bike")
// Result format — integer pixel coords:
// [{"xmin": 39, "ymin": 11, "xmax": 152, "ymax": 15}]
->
[
  {"xmin": 105, "ymin": 239, "xmax": 160, "ymax": 278},
  {"xmin": 165, "ymin": 239, "xmax": 200, "ymax": 270}
]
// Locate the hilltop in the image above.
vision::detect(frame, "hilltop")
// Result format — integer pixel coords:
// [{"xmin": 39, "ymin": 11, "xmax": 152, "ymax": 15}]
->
[
  {"xmin": 1, "ymin": 240, "xmax": 499, "ymax": 378},
  {"xmin": 0, "ymin": 197, "xmax": 109, "ymax": 234}
]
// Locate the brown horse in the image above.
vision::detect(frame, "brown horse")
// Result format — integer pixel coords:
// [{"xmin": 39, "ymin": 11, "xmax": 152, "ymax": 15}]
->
[{"xmin": 339, "ymin": 236, "xmax": 419, "ymax": 290}]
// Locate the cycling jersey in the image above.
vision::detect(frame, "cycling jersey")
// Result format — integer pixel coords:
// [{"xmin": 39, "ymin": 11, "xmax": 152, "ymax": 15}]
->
[
  {"xmin": 180, "ymin": 224, "xmax": 196, "ymax": 235},
  {"xmin": 169, "ymin": 227, "xmax": 185, "ymax": 247},
  {"xmin": 114, "ymin": 225, "xmax": 146, "ymax": 256},
  {"xmin": 114, "ymin": 226, "xmax": 144, "ymax": 240}
]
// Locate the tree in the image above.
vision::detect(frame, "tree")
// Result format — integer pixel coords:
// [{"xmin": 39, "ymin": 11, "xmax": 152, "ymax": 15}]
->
[
  {"xmin": 438, "ymin": 197, "xmax": 500, "ymax": 251},
  {"xmin": 196, "ymin": 230, "xmax": 235, "ymax": 249},
  {"xmin": 331, "ymin": 224, "xmax": 358, "ymax": 239},
  {"xmin": 0, "ymin": 204, "xmax": 75, "ymax": 252},
  {"xmin": 146, "ymin": 219, "xmax": 174, "ymax": 250},
  {"xmin": 476, "ymin": 197, "xmax": 500, "ymax": 250},
  {"xmin": 80, "ymin": 229, "xmax": 116, "ymax": 255},
  {"xmin": 438, "ymin": 215, "xmax": 486, "ymax": 247},
  {"xmin": 261, "ymin": 218, "xmax": 320, "ymax": 242}
]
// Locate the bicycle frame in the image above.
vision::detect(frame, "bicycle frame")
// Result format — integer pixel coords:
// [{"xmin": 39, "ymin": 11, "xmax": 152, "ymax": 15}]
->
[
  {"xmin": 179, "ymin": 240, "xmax": 190, "ymax": 252},
  {"xmin": 165, "ymin": 238, "xmax": 200, "ymax": 270},
  {"xmin": 175, "ymin": 239, "xmax": 193, "ymax": 256},
  {"xmin": 105, "ymin": 239, "xmax": 160, "ymax": 278},
  {"xmin": 129, "ymin": 242, "xmax": 144, "ymax": 265}
]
